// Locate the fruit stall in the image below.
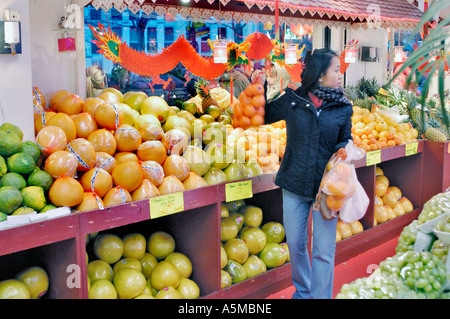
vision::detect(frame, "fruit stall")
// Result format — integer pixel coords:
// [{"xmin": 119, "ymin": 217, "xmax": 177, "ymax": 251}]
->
[{"xmin": 0, "ymin": 0, "xmax": 449, "ymax": 300}]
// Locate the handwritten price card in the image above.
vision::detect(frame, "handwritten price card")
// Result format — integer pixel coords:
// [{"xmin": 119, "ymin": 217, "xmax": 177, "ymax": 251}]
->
[
  {"xmin": 149, "ymin": 192, "xmax": 184, "ymax": 219},
  {"xmin": 225, "ymin": 180, "xmax": 253, "ymax": 202},
  {"xmin": 366, "ymin": 150, "xmax": 381, "ymax": 166},
  {"xmin": 405, "ymin": 142, "xmax": 418, "ymax": 156}
]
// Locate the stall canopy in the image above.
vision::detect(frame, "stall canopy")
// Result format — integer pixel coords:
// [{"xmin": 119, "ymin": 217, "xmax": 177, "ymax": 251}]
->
[{"xmin": 84, "ymin": 0, "xmax": 424, "ymax": 30}]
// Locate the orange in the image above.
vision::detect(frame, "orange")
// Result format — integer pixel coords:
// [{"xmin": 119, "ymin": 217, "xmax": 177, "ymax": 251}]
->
[
  {"xmin": 87, "ymin": 129, "xmax": 117, "ymax": 156},
  {"xmin": 251, "ymin": 95, "xmax": 265, "ymax": 109},
  {"xmin": 34, "ymin": 111, "xmax": 56, "ymax": 135},
  {"xmin": 136, "ymin": 140, "xmax": 167, "ymax": 165},
  {"xmin": 49, "ymin": 90, "xmax": 70, "ymax": 111},
  {"xmin": 243, "ymin": 104, "xmax": 257, "ymax": 118},
  {"xmin": 44, "ymin": 150, "xmax": 78, "ymax": 179},
  {"xmin": 162, "ymin": 155, "xmax": 190, "ymax": 182},
  {"xmin": 233, "ymin": 102, "xmax": 243, "ymax": 118},
  {"xmin": 244, "ymin": 85, "xmax": 255, "ymax": 97},
  {"xmin": 36, "ymin": 125, "xmax": 68, "ymax": 157},
  {"xmin": 95, "ymin": 151, "xmax": 117, "ymax": 174},
  {"xmin": 83, "ymin": 97, "xmax": 107, "ymax": 114},
  {"xmin": 131, "ymin": 179, "xmax": 160, "ymax": 201},
  {"xmin": 111, "ymin": 161, "xmax": 144, "ymax": 192},
  {"xmin": 93, "ymin": 102, "xmax": 124, "ymax": 130},
  {"xmin": 66, "ymin": 138, "xmax": 97, "ymax": 172},
  {"xmin": 114, "ymin": 124, "xmax": 142, "ymax": 152},
  {"xmin": 237, "ymin": 115, "xmax": 252, "ymax": 129},
  {"xmin": 103, "ymin": 186, "xmax": 132, "ymax": 207},
  {"xmin": 45, "ymin": 112, "xmax": 77, "ymax": 142},
  {"xmin": 48, "ymin": 176, "xmax": 84, "ymax": 207},
  {"xmin": 157, "ymin": 175, "xmax": 185, "ymax": 195},
  {"xmin": 251, "ymin": 114, "xmax": 264, "ymax": 127},
  {"xmin": 141, "ymin": 160, "xmax": 165, "ymax": 186},
  {"xmin": 326, "ymin": 195, "xmax": 346, "ymax": 211},
  {"xmin": 71, "ymin": 112, "xmax": 98, "ymax": 139},
  {"xmin": 76, "ymin": 192, "xmax": 104, "ymax": 212},
  {"xmin": 80, "ymin": 167, "xmax": 113, "ymax": 198},
  {"xmin": 254, "ymin": 106, "xmax": 265, "ymax": 117},
  {"xmin": 114, "ymin": 152, "xmax": 139, "ymax": 164},
  {"xmin": 57, "ymin": 93, "xmax": 83, "ymax": 115}
]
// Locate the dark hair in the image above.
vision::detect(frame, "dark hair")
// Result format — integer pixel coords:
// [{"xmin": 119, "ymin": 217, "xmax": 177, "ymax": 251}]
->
[{"xmin": 301, "ymin": 48, "xmax": 338, "ymax": 92}]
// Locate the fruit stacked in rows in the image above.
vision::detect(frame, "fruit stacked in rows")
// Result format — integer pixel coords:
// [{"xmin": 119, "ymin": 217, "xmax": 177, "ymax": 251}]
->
[
  {"xmin": 336, "ymin": 219, "xmax": 364, "ymax": 242},
  {"xmin": 0, "ymin": 122, "xmax": 55, "ymax": 219},
  {"xmin": 31, "ymin": 86, "xmax": 268, "ymax": 213},
  {"xmin": 373, "ymin": 166, "xmax": 414, "ymax": 225},
  {"xmin": 87, "ymin": 230, "xmax": 199, "ymax": 299},
  {"xmin": 351, "ymin": 106, "xmax": 418, "ymax": 152},
  {"xmin": 232, "ymin": 83, "xmax": 266, "ymax": 129},
  {"xmin": 0, "ymin": 266, "xmax": 49, "ymax": 299},
  {"xmin": 219, "ymin": 200, "xmax": 289, "ymax": 288}
]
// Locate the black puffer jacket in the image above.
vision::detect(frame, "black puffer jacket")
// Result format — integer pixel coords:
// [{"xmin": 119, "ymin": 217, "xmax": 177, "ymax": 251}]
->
[{"xmin": 265, "ymin": 86, "xmax": 353, "ymax": 200}]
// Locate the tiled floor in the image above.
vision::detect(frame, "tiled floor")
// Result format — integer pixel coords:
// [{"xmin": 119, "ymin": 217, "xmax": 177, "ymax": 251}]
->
[{"xmin": 266, "ymin": 236, "xmax": 399, "ymax": 299}]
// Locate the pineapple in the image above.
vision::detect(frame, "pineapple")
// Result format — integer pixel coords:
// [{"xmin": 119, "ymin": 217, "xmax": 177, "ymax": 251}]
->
[
  {"xmin": 195, "ymin": 79, "xmax": 220, "ymax": 113},
  {"xmin": 425, "ymin": 127, "xmax": 448, "ymax": 142}
]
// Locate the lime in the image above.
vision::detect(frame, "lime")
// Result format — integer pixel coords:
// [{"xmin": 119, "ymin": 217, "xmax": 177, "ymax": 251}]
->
[
  {"xmin": 0, "ymin": 186, "xmax": 22, "ymax": 214},
  {"xmin": 181, "ymin": 101, "xmax": 198, "ymax": 115},
  {"xmin": 0, "ymin": 131, "xmax": 22, "ymax": 157},
  {"xmin": 21, "ymin": 186, "xmax": 46, "ymax": 211},
  {"xmin": 205, "ymin": 105, "xmax": 221, "ymax": 120},
  {"xmin": 7, "ymin": 152, "xmax": 36, "ymax": 175},
  {"xmin": 20, "ymin": 141, "xmax": 41, "ymax": 163},
  {"xmin": 0, "ymin": 212, "xmax": 7, "ymax": 222},
  {"xmin": 0, "ymin": 155, "xmax": 6, "ymax": 178},
  {"xmin": 27, "ymin": 168, "xmax": 53, "ymax": 191},
  {"xmin": 0, "ymin": 172, "xmax": 27, "ymax": 190},
  {"xmin": 39, "ymin": 204, "xmax": 57, "ymax": 214},
  {"xmin": 0, "ymin": 123, "xmax": 23, "ymax": 141},
  {"xmin": 12, "ymin": 206, "xmax": 35, "ymax": 215}
]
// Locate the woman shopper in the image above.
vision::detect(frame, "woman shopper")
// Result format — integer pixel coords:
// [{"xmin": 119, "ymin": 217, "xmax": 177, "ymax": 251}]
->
[{"xmin": 264, "ymin": 48, "xmax": 353, "ymax": 299}]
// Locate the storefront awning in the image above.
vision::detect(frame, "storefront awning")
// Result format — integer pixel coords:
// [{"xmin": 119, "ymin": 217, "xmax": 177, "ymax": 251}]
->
[{"xmin": 84, "ymin": 0, "xmax": 424, "ymax": 30}]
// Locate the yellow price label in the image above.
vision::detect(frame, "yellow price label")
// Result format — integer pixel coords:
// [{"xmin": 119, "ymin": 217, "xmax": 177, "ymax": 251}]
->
[
  {"xmin": 225, "ymin": 180, "xmax": 253, "ymax": 202},
  {"xmin": 366, "ymin": 150, "xmax": 381, "ymax": 166},
  {"xmin": 149, "ymin": 192, "xmax": 184, "ymax": 219},
  {"xmin": 405, "ymin": 142, "xmax": 418, "ymax": 156}
]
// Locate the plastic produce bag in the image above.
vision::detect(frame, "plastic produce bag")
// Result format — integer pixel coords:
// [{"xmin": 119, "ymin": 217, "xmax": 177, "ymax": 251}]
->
[{"xmin": 315, "ymin": 140, "xmax": 369, "ymax": 222}]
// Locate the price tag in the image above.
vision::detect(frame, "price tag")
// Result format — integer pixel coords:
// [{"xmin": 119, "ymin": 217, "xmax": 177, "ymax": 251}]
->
[
  {"xmin": 366, "ymin": 150, "xmax": 381, "ymax": 166},
  {"xmin": 149, "ymin": 192, "xmax": 184, "ymax": 219},
  {"xmin": 225, "ymin": 180, "xmax": 253, "ymax": 202},
  {"xmin": 405, "ymin": 142, "xmax": 418, "ymax": 156}
]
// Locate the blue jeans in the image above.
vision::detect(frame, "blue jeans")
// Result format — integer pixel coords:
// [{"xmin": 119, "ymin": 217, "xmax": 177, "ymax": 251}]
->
[{"xmin": 282, "ymin": 189, "xmax": 338, "ymax": 299}]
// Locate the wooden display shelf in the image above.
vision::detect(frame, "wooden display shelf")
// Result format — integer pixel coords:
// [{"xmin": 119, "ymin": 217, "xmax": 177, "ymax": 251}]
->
[{"xmin": 422, "ymin": 141, "xmax": 450, "ymax": 205}]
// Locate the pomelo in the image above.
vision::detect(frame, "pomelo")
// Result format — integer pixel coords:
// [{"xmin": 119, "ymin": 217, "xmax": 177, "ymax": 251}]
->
[
  {"xmin": 48, "ymin": 176, "xmax": 84, "ymax": 207},
  {"xmin": 162, "ymin": 154, "xmax": 190, "ymax": 182},
  {"xmin": 66, "ymin": 138, "xmax": 97, "ymax": 172},
  {"xmin": 15, "ymin": 266, "xmax": 49, "ymax": 299},
  {"xmin": 88, "ymin": 279, "xmax": 117, "ymax": 299},
  {"xmin": 34, "ymin": 111, "xmax": 56, "ymax": 135},
  {"xmin": 243, "ymin": 255, "xmax": 267, "ymax": 278},
  {"xmin": 113, "ymin": 268, "xmax": 146, "ymax": 299},
  {"xmin": 97, "ymin": 91, "xmax": 120, "ymax": 105},
  {"xmin": 36, "ymin": 125, "xmax": 68, "ymax": 157},
  {"xmin": 147, "ymin": 231, "xmax": 175, "ymax": 260},
  {"xmin": 221, "ymin": 269, "xmax": 232, "ymax": 288},
  {"xmin": 87, "ymin": 259, "xmax": 114, "ymax": 282},
  {"xmin": 80, "ymin": 167, "xmax": 113, "ymax": 198},
  {"xmin": 0, "ymin": 279, "xmax": 30, "ymax": 299},
  {"xmin": 12, "ymin": 206, "xmax": 35, "ymax": 215},
  {"xmin": 225, "ymin": 260, "xmax": 247, "ymax": 284},
  {"xmin": 182, "ymin": 171, "xmax": 208, "ymax": 190},
  {"xmin": 136, "ymin": 140, "xmax": 167, "ymax": 165},
  {"xmin": 114, "ymin": 124, "xmax": 142, "ymax": 152},
  {"xmin": 141, "ymin": 160, "xmax": 164, "ymax": 186},
  {"xmin": 75, "ymin": 192, "xmax": 104, "ymax": 212},
  {"xmin": 240, "ymin": 226, "xmax": 267, "ymax": 255},
  {"xmin": 82, "ymin": 97, "xmax": 107, "ymax": 114},
  {"xmin": 157, "ymin": 175, "xmax": 185, "ymax": 195},
  {"xmin": 111, "ymin": 161, "xmax": 144, "ymax": 192},
  {"xmin": 71, "ymin": 112, "xmax": 98, "ymax": 139},
  {"xmin": 224, "ymin": 238, "xmax": 249, "ymax": 264},
  {"xmin": 258, "ymin": 242, "xmax": 288, "ymax": 268},
  {"xmin": 44, "ymin": 150, "xmax": 78, "ymax": 179},
  {"xmin": 241, "ymin": 205, "xmax": 263, "ymax": 227},
  {"xmin": 0, "ymin": 186, "xmax": 23, "ymax": 214},
  {"xmin": 113, "ymin": 257, "xmax": 143, "ymax": 274},
  {"xmin": 95, "ymin": 151, "xmax": 117, "ymax": 174},
  {"xmin": 117, "ymin": 103, "xmax": 139, "ymax": 126},
  {"xmin": 137, "ymin": 123, "xmax": 164, "ymax": 142},
  {"xmin": 131, "ymin": 178, "xmax": 160, "ymax": 201},
  {"xmin": 155, "ymin": 286, "xmax": 182, "ymax": 299},
  {"xmin": 94, "ymin": 233, "xmax": 124, "ymax": 264},
  {"xmin": 101, "ymin": 88, "xmax": 124, "ymax": 103},
  {"xmin": 93, "ymin": 102, "xmax": 124, "ymax": 131},
  {"xmin": 182, "ymin": 145, "xmax": 212, "ymax": 176},
  {"xmin": 165, "ymin": 252, "xmax": 192, "ymax": 279},
  {"xmin": 39, "ymin": 204, "xmax": 57, "ymax": 214},
  {"xmin": 261, "ymin": 221, "xmax": 285, "ymax": 244},
  {"xmin": 203, "ymin": 166, "xmax": 227, "ymax": 186},
  {"xmin": 220, "ymin": 217, "xmax": 239, "ymax": 241},
  {"xmin": 114, "ymin": 152, "xmax": 139, "ymax": 164},
  {"xmin": 0, "ymin": 122, "xmax": 23, "ymax": 141},
  {"xmin": 102, "ymin": 186, "xmax": 132, "ymax": 208},
  {"xmin": 124, "ymin": 91, "xmax": 147, "ymax": 112},
  {"xmin": 49, "ymin": 90, "xmax": 70, "ymax": 111},
  {"xmin": 7, "ymin": 152, "xmax": 35, "ymax": 175},
  {"xmin": 140, "ymin": 96, "xmax": 169, "ymax": 123},
  {"xmin": 176, "ymin": 278, "xmax": 200, "ymax": 299},
  {"xmin": 45, "ymin": 112, "xmax": 77, "ymax": 142},
  {"xmin": 0, "ymin": 155, "xmax": 6, "ymax": 178},
  {"xmin": 87, "ymin": 129, "xmax": 117, "ymax": 156},
  {"xmin": 161, "ymin": 128, "xmax": 189, "ymax": 156},
  {"xmin": 122, "ymin": 233, "xmax": 147, "ymax": 260},
  {"xmin": 150, "ymin": 260, "xmax": 180, "ymax": 291},
  {"xmin": 140, "ymin": 253, "xmax": 158, "ymax": 279}
]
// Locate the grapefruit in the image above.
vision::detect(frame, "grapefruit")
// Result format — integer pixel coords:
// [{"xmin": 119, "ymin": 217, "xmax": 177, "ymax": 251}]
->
[
  {"xmin": 113, "ymin": 268, "xmax": 146, "ymax": 299},
  {"xmin": 137, "ymin": 123, "xmax": 164, "ymax": 142},
  {"xmin": 131, "ymin": 179, "xmax": 160, "ymax": 201},
  {"xmin": 44, "ymin": 150, "xmax": 78, "ymax": 179},
  {"xmin": 150, "ymin": 260, "xmax": 180, "ymax": 290},
  {"xmin": 102, "ymin": 186, "xmax": 132, "ymax": 207},
  {"xmin": 88, "ymin": 279, "xmax": 117, "ymax": 299},
  {"xmin": 147, "ymin": 231, "xmax": 175, "ymax": 260},
  {"xmin": 182, "ymin": 146, "xmax": 212, "ymax": 176},
  {"xmin": 140, "ymin": 253, "xmax": 158, "ymax": 279},
  {"xmin": 224, "ymin": 238, "xmax": 249, "ymax": 264},
  {"xmin": 87, "ymin": 129, "xmax": 117, "ymax": 156},
  {"xmin": 165, "ymin": 252, "xmax": 192, "ymax": 279},
  {"xmin": 261, "ymin": 221, "xmax": 285, "ymax": 244},
  {"xmin": 225, "ymin": 260, "xmax": 247, "ymax": 284},
  {"xmin": 162, "ymin": 154, "xmax": 190, "ymax": 182},
  {"xmin": 243, "ymin": 255, "xmax": 267, "ymax": 278},
  {"xmin": 80, "ymin": 167, "xmax": 113, "ymax": 198},
  {"xmin": 240, "ymin": 226, "xmax": 267, "ymax": 254},
  {"xmin": 94, "ymin": 233, "xmax": 124, "ymax": 264},
  {"xmin": 114, "ymin": 152, "xmax": 139, "ymax": 164},
  {"xmin": 157, "ymin": 175, "xmax": 185, "ymax": 195},
  {"xmin": 122, "ymin": 233, "xmax": 147, "ymax": 260},
  {"xmin": 15, "ymin": 266, "xmax": 48, "ymax": 299},
  {"xmin": 75, "ymin": 192, "xmax": 104, "ymax": 212},
  {"xmin": 49, "ymin": 90, "xmax": 70, "ymax": 111},
  {"xmin": 136, "ymin": 140, "xmax": 167, "ymax": 165},
  {"xmin": 124, "ymin": 91, "xmax": 147, "ymax": 112},
  {"xmin": 0, "ymin": 279, "xmax": 30, "ymax": 299},
  {"xmin": 113, "ymin": 257, "xmax": 143, "ymax": 274},
  {"xmin": 140, "ymin": 96, "xmax": 169, "ymax": 123},
  {"xmin": 71, "ymin": 112, "xmax": 98, "ymax": 139},
  {"xmin": 56, "ymin": 93, "xmax": 83, "ymax": 115},
  {"xmin": 93, "ymin": 102, "xmax": 124, "ymax": 130},
  {"xmin": 114, "ymin": 124, "xmax": 142, "ymax": 152},
  {"xmin": 66, "ymin": 138, "xmax": 97, "ymax": 171},
  {"xmin": 221, "ymin": 217, "xmax": 239, "ymax": 241},
  {"xmin": 161, "ymin": 128, "xmax": 189, "ymax": 156},
  {"xmin": 182, "ymin": 171, "xmax": 208, "ymax": 190},
  {"xmin": 95, "ymin": 151, "xmax": 117, "ymax": 174},
  {"xmin": 176, "ymin": 278, "xmax": 200, "ymax": 299},
  {"xmin": 101, "ymin": 88, "xmax": 124, "ymax": 103},
  {"xmin": 36, "ymin": 125, "xmax": 68, "ymax": 157},
  {"xmin": 155, "ymin": 286, "xmax": 182, "ymax": 299},
  {"xmin": 87, "ymin": 259, "xmax": 114, "ymax": 282},
  {"xmin": 34, "ymin": 111, "xmax": 56, "ymax": 135},
  {"xmin": 45, "ymin": 112, "xmax": 77, "ymax": 142},
  {"xmin": 111, "ymin": 161, "xmax": 144, "ymax": 192},
  {"xmin": 241, "ymin": 205, "xmax": 263, "ymax": 227},
  {"xmin": 82, "ymin": 97, "xmax": 107, "ymax": 114},
  {"xmin": 141, "ymin": 160, "xmax": 164, "ymax": 186},
  {"xmin": 48, "ymin": 176, "xmax": 84, "ymax": 207},
  {"xmin": 258, "ymin": 242, "xmax": 288, "ymax": 268}
]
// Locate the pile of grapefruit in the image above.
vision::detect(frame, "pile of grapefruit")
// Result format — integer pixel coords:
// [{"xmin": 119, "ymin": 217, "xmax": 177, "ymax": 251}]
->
[
  {"xmin": 31, "ymin": 86, "xmax": 271, "ymax": 212},
  {"xmin": 0, "ymin": 265, "xmax": 49, "ymax": 299},
  {"xmin": 219, "ymin": 199, "xmax": 289, "ymax": 287},
  {"xmin": 87, "ymin": 230, "xmax": 200, "ymax": 299}
]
